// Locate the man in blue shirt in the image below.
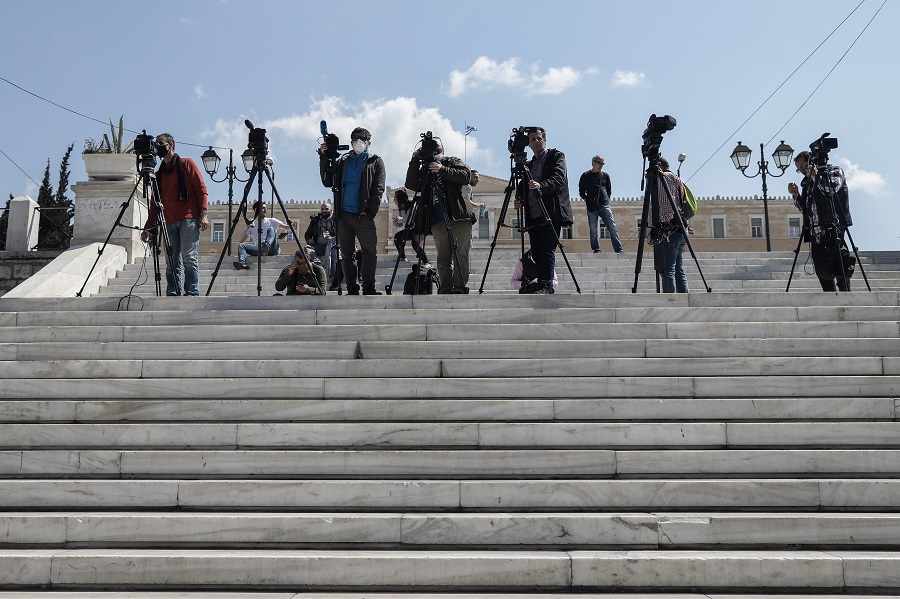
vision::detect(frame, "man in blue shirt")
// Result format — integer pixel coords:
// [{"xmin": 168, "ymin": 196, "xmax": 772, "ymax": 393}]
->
[{"xmin": 319, "ymin": 127, "xmax": 386, "ymax": 295}]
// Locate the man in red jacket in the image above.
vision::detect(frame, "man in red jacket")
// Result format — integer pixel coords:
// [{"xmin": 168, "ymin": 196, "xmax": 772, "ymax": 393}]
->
[{"xmin": 141, "ymin": 133, "xmax": 209, "ymax": 296}]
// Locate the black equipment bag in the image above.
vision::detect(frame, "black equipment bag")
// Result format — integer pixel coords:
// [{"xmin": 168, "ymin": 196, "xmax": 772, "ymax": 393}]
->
[{"xmin": 403, "ymin": 265, "xmax": 438, "ymax": 295}]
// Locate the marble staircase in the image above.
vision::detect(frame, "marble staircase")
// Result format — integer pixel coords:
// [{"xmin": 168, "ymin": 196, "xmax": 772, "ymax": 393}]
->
[{"xmin": 0, "ymin": 251, "xmax": 898, "ymax": 596}]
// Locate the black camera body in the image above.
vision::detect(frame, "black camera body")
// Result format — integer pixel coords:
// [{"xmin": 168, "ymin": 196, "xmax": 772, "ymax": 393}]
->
[
  {"xmin": 248, "ymin": 127, "xmax": 269, "ymax": 155},
  {"xmin": 641, "ymin": 114, "xmax": 676, "ymax": 158},
  {"xmin": 323, "ymin": 134, "xmax": 349, "ymax": 160},
  {"xmin": 134, "ymin": 130, "xmax": 157, "ymax": 172},
  {"xmin": 419, "ymin": 131, "xmax": 439, "ymax": 162},
  {"xmin": 809, "ymin": 132, "xmax": 838, "ymax": 167},
  {"xmin": 508, "ymin": 126, "xmax": 538, "ymax": 162}
]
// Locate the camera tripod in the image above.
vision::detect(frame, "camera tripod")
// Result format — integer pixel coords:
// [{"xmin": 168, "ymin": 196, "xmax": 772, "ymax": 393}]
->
[
  {"xmin": 632, "ymin": 151, "xmax": 710, "ymax": 293},
  {"xmin": 206, "ymin": 152, "xmax": 322, "ymax": 296},
  {"xmin": 786, "ymin": 163, "xmax": 869, "ymax": 292},
  {"xmin": 77, "ymin": 157, "xmax": 175, "ymax": 297},
  {"xmin": 479, "ymin": 154, "xmax": 580, "ymax": 294},
  {"xmin": 385, "ymin": 160, "xmax": 465, "ymax": 295}
]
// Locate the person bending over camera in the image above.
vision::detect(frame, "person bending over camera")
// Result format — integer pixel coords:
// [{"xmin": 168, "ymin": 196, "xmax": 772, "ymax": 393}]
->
[
  {"xmin": 405, "ymin": 139, "xmax": 475, "ymax": 294},
  {"xmin": 275, "ymin": 249, "xmax": 327, "ymax": 295},
  {"xmin": 788, "ymin": 150, "xmax": 854, "ymax": 292}
]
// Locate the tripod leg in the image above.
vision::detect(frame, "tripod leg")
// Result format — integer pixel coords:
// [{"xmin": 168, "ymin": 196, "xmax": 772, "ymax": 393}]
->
[
  {"xmin": 205, "ymin": 171, "xmax": 256, "ymax": 296},
  {"xmin": 785, "ymin": 231, "xmax": 806, "ymax": 292},
  {"xmin": 385, "ymin": 199, "xmax": 421, "ymax": 294},
  {"xmin": 843, "ymin": 227, "xmax": 870, "ymax": 291},
  {"xmin": 478, "ymin": 176, "xmax": 517, "ymax": 294},
  {"xmin": 76, "ymin": 178, "xmax": 141, "ymax": 297}
]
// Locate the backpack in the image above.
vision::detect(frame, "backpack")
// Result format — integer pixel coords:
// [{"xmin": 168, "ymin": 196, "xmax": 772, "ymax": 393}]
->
[
  {"xmin": 403, "ymin": 265, "xmax": 438, "ymax": 295},
  {"xmin": 681, "ymin": 183, "xmax": 697, "ymax": 220}
]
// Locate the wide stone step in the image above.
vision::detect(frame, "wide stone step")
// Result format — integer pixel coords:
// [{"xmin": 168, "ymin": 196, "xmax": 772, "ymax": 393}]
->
[
  {"xmin": 1, "ymin": 321, "xmax": 898, "ymax": 343},
  {"xmin": 3, "ymin": 511, "xmax": 898, "ymax": 548},
  {"xmin": 1, "ymin": 376, "xmax": 897, "ymax": 399},
  {"xmin": 0, "ymin": 357, "xmax": 894, "ymax": 379},
  {"xmin": 1, "ymin": 397, "xmax": 894, "ymax": 424},
  {"xmin": 2, "ymin": 422, "xmax": 900, "ymax": 449},
  {"xmin": 5, "ymin": 449, "xmax": 900, "ymax": 478},
  {"xmin": 1, "ymin": 478, "xmax": 897, "ymax": 509},
  {"xmin": 4, "ymin": 338, "xmax": 900, "ymax": 361},
  {"xmin": 4, "ymin": 305, "xmax": 900, "ymax": 326},
  {"xmin": 3, "ymin": 594, "xmax": 900, "ymax": 599},
  {"xmin": 0, "ymin": 549, "xmax": 897, "ymax": 591}
]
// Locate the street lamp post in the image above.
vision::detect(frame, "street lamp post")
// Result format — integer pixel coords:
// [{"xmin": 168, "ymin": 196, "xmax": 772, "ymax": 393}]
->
[
  {"xmin": 730, "ymin": 140, "xmax": 794, "ymax": 252},
  {"xmin": 201, "ymin": 147, "xmax": 252, "ymax": 255}
]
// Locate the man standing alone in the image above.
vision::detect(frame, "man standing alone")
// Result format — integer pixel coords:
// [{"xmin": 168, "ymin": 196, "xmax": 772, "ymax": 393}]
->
[{"xmin": 578, "ymin": 155, "xmax": 623, "ymax": 254}]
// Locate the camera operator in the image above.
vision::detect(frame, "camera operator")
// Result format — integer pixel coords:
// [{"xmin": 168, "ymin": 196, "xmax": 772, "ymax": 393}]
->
[
  {"xmin": 392, "ymin": 189, "xmax": 429, "ymax": 265},
  {"xmin": 646, "ymin": 156, "xmax": 688, "ymax": 293},
  {"xmin": 405, "ymin": 138, "xmax": 475, "ymax": 294},
  {"xmin": 304, "ymin": 201, "xmax": 338, "ymax": 287},
  {"xmin": 140, "ymin": 133, "xmax": 209, "ymax": 296},
  {"xmin": 513, "ymin": 127, "xmax": 573, "ymax": 294},
  {"xmin": 318, "ymin": 127, "xmax": 385, "ymax": 295},
  {"xmin": 579, "ymin": 155, "xmax": 623, "ymax": 254},
  {"xmin": 788, "ymin": 150, "xmax": 854, "ymax": 291},
  {"xmin": 275, "ymin": 248, "xmax": 328, "ymax": 296}
]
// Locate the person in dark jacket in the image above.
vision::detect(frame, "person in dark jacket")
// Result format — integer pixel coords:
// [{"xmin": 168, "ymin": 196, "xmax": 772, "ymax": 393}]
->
[
  {"xmin": 405, "ymin": 139, "xmax": 474, "ymax": 293},
  {"xmin": 578, "ymin": 155, "xmax": 623, "ymax": 253},
  {"xmin": 788, "ymin": 150, "xmax": 855, "ymax": 291},
  {"xmin": 318, "ymin": 127, "xmax": 385, "ymax": 295},
  {"xmin": 514, "ymin": 127, "xmax": 573, "ymax": 294},
  {"xmin": 275, "ymin": 249, "xmax": 327, "ymax": 296}
]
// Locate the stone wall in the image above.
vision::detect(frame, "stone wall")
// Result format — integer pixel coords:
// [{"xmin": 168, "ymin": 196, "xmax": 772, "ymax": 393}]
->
[{"xmin": 0, "ymin": 251, "xmax": 61, "ymax": 297}]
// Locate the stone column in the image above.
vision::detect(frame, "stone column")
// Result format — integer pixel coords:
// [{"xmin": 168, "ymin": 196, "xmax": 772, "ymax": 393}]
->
[
  {"xmin": 5, "ymin": 195, "xmax": 40, "ymax": 252},
  {"xmin": 70, "ymin": 180, "xmax": 148, "ymax": 262}
]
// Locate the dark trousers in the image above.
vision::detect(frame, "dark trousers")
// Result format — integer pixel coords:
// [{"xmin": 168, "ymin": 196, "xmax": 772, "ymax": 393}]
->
[
  {"xmin": 338, "ymin": 211, "xmax": 378, "ymax": 287},
  {"xmin": 527, "ymin": 222, "xmax": 561, "ymax": 286},
  {"xmin": 812, "ymin": 233, "xmax": 852, "ymax": 291}
]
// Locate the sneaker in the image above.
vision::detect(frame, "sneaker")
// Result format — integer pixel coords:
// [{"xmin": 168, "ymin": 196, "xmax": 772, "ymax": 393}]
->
[
  {"xmin": 615, "ymin": 249, "xmax": 624, "ymax": 254},
  {"xmin": 362, "ymin": 284, "xmax": 383, "ymax": 296},
  {"xmin": 233, "ymin": 260, "xmax": 249, "ymax": 270},
  {"xmin": 260, "ymin": 242, "xmax": 270, "ymax": 255},
  {"xmin": 347, "ymin": 284, "xmax": 361, "ymax": 296},
  {"xmin": 593, "ymin": 249, "xmax": 601, "ymax": 254}
]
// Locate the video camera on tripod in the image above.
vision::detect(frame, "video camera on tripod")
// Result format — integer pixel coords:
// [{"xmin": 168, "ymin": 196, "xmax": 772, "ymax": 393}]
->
[
  {"xmin": 641, "ymin": 114, "xmax": 676, "ymax": 158},
  {"xmin": 508, "ymin": 126, "xmax": 537, "ymax": 163},
  {"xmin": 418, "ymin": 131, "xmax": 440, "ymax": 162},
  {"xmin": 319, "ymin": 120, "xmax": 349, "ymax": 160},
  {"xmin": 245, "ymin": 119, "xmax": 269, "ymax": 163},
  {"xmin": 134, "ymin": 131, "xmax": 157, "ymax": 173},
  {"xmin": 809, "ymin": 132, "xmax": 838, "ymax": 168}
]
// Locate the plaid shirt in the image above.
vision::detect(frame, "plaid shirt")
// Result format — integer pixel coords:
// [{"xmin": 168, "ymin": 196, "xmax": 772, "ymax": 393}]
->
[{"xmin": 648, "ymin": 169, "xmax": 685, "ymax": 227}]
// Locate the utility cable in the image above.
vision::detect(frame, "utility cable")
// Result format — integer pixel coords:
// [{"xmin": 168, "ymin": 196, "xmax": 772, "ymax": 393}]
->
[{"xmin": 685, "ymin": 0, "xmax": 868, "ymax": 183}]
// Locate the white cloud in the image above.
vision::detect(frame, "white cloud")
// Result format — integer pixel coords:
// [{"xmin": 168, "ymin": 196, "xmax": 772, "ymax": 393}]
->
[
  {"xmin": 446, "ymin": 56, "xmax": 585, "ymax": 97},
  {"xmin": 837, "ymin": 156, "xmax": 887, "ymax": 196},
  {"xmin": 202, "ymin": 96, "xmax": 491, "ymax": 190},
  {"xmin": 611, "ymin": 69, "xmax": 647, "ymax": 88},
  {"xmin": 194, "ymin": 84, "xmax": 207, "ymax": 100}
]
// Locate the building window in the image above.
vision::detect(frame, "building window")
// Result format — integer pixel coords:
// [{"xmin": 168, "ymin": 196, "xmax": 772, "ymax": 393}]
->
[
  {"xmin": 561, "ymin": 225, "xmax": 573, "ymax": 240},
  {"xmin": 511, "ymin": 218, "xmax": 522, "ymax": 239},
  {"xmin": 212, "ymin": 222, "xmax": 224, "ymax": 243},
  {"xmin": 750, "ymin": 217, "xmax": 763, "ymax": 238},
  {"xmin": 789, "ymin": 217, "xmax": 801, "ymax": 238},
  {"xmin": 478, "ymin": 210, "xmax": 489, "ymax": 239},
  {"xmin": 599, "ymin": 225, "xmax": 609, "ymax": 239},
  {"xmin": 712, "ymin": 217, "xmax": 726, "ymax": 238},
  {"xmin": 283, "ymin": 230, "xmax": 295, "ymax": 242}
]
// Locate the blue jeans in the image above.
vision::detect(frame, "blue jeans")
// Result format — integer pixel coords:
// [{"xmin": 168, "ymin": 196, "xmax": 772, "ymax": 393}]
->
[
  {"xmin": 587, "ymin": 203, "xmax": 623, "ymax": 252},
  {"xmin": 657, "ymin": 229, "xmax": 688, "ymax": 293},
  {"xmin": 165, "ymin": 218, "xmax": 200, "ymax": 296},
  {"xmin": 238, "ymin": 228, "xmax": 279, "ymax": 262}
]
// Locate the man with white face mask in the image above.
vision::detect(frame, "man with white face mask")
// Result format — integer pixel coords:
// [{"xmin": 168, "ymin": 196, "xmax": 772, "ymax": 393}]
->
[{"xmin": 319, "ymin": 126, "xmax": 386, "ymax": 295}]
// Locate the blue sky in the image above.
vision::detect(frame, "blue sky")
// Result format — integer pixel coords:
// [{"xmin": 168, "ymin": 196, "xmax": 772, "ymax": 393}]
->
[{"xmin": 2, "ymin": 0, "xmax": 896, "ymax": 249}]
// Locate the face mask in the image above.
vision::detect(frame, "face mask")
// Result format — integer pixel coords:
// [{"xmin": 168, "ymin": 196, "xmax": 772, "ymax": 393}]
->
[
  {"xmin": 155, "ymin": 144, "xmax": 168, "ymax": 157},
  {"xmin": 351, "ymin": 139, "xmax": 367, "ymax": 154}
]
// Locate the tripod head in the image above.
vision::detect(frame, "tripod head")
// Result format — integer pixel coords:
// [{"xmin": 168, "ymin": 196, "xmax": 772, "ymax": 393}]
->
[
  {"xmin": 134, "ymin": 130, "xmax": 157, "ymax": 175},
  {"xmin": 245, "ymin": 119, "xmax": 270, "ymax": 171}
]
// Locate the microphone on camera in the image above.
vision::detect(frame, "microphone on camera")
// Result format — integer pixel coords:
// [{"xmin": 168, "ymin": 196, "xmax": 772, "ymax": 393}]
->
[
  {"xmin": 320, "ymin": 120, "xmax": 329, "ymax": 136},
  {"xmin": 245, "ymin": 119, "xmax": 255, "ymax": 130}
]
